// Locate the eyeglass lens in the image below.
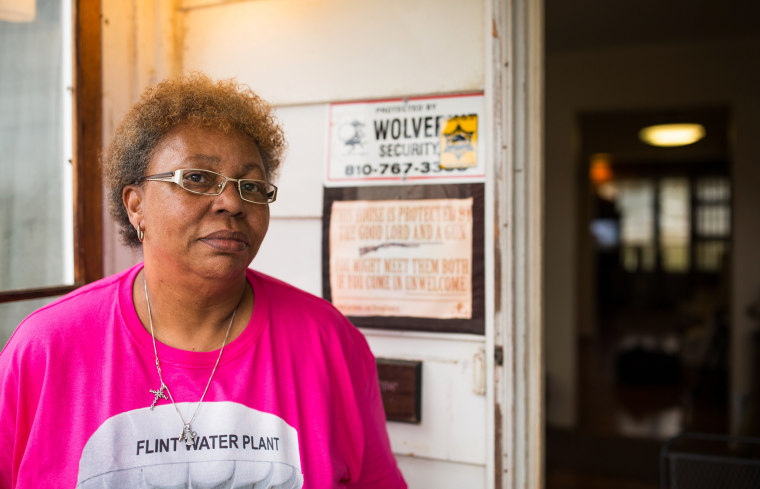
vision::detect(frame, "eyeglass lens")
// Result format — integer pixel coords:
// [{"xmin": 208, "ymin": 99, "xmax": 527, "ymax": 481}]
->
[{"xmin": 180, "ymin": 170, "xmax": 274, "ymax": 203}]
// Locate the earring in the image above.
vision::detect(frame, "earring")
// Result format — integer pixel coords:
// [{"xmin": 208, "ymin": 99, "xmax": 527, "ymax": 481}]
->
[{"xmin": 136, "ymin": 225, "xmax": 144, "ymax": 243}]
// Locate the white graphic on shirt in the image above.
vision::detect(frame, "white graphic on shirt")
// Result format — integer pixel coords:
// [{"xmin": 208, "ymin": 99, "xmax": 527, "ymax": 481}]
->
[{"xmin": 76, "ymin": 402, "xmax": 303, "ymax": 488}]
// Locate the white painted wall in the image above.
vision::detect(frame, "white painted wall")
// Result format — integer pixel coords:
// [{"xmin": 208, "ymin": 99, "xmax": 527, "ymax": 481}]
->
[
  {"xmin": 544, "ymin": 37, "xmax": 760, "ymax": 429},
  {"xmin": 102, "ymin": 0, "xmax": 492, "ymax": 486},
  {"xmin": 180, "ymin": 0, "xmax": 485, "ymax": 106},
  {"xmin": 252, "ymin": 103, "xmax": 326, "ymax": 294}
]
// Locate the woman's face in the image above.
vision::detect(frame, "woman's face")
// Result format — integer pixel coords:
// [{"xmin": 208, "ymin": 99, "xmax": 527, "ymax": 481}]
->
[{"xmin": 128, "ymin": 124, "xmax": 270, "ymax": 280}]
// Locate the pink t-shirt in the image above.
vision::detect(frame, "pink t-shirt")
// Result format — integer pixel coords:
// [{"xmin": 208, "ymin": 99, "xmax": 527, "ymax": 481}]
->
[{"xmin": 0, "ymin": 263, "xmax": 406, "ymax": 489}]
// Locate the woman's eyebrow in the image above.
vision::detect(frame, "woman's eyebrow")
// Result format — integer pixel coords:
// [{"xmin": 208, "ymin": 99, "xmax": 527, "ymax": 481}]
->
[
  {"xmin": 183, "ymin": 153, "xmax": 219, "ymax": 164},
  {"xmin": 242, "ymin": 163, "xmax": 266, "ymax": 173},
  {"xmin": 182, "ymin": 154, "xmax": 263, "ymax": 171}
]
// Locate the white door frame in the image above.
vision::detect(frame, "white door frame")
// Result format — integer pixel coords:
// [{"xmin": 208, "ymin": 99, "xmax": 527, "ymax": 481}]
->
[{"xmin": 485, "ymin": 0, "xmax": 544, "ymax": 487}]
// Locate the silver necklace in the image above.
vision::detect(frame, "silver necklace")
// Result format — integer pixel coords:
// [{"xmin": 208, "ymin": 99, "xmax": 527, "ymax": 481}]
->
[{"xmin": 144, "ymin": 278, "xmax": 237, "ymax": 447}]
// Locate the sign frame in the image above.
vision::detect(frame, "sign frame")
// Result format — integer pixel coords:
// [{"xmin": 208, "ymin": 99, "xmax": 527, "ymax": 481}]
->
[{"xmin": 322, "ymin": 183, "xmax": 485, "ymax": 335}]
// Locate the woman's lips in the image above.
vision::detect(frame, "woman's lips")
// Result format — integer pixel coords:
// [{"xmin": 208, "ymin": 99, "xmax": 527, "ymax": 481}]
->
[{"xmin": 199, "ymin": 230, "xmax": 250, "ymax": 252}]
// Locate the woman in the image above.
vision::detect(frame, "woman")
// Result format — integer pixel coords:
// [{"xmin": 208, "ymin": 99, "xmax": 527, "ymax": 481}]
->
[{"xmin": 0, "ymin": 74, "xmax": 406, "ymax": 489}]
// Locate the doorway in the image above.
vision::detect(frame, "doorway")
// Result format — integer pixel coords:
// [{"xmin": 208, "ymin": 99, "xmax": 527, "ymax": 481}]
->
[
  {"xmin": 579, "ymin": 109, "xmax": 731, "ymax": 441},
  {"xmin": 547, "ymin": 108, "xmax": 733, "ymax": 488},
  {"xmin": 543, "ymin": 1, "xmax": 760, "ymax": 486}
]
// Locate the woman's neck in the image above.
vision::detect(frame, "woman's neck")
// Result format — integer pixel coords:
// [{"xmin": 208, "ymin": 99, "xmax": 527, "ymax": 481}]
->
[{"xmin": 133, "ymin": 266, "xmax": 253, "ymax": 352}]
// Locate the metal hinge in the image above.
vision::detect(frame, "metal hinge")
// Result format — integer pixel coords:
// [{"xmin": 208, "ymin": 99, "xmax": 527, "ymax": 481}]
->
[{"xmin": 494, "ymin": 346, "xmax": 504, "ymax": 366}]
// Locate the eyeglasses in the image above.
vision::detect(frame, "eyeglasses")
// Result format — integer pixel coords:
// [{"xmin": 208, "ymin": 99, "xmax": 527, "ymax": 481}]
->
[{"xmin": 142, "ymin": 168, "xmax": 277, "ymax": 204}]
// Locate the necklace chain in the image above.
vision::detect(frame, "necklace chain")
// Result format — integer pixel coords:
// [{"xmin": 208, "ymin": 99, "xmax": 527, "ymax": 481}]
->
[{"xmin": 144, "ymin": 277, "xmax": 237, "ymax": 446}]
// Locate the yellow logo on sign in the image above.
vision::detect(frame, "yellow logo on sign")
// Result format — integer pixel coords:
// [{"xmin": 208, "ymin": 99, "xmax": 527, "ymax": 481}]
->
[{"xmin": 440, "ymin": 115, "xmax": 478, "ymax": 169}]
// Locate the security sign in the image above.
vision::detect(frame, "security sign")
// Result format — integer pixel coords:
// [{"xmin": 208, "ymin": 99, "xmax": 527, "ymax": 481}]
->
[{"xmin": 326, "ymin": 94, "xmax": 485, "ymax": 186}]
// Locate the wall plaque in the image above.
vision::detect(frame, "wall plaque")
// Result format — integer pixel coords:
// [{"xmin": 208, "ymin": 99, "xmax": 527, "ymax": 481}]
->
[{"xmin": 376, "ymin": 358, "xmax": 422, "ymax": 424}]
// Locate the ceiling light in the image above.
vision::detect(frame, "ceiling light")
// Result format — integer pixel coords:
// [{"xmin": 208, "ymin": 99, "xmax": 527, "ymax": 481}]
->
[{"xmin": 639, "ymin": 123, "xmax": 706, "ymax": 147}]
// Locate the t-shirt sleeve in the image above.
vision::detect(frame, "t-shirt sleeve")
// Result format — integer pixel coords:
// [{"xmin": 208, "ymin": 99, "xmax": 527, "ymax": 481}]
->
[
  {"xmin": 0, "ymin": 344, "xmax": 17, "ymax": 489},
  {"xmin": 344, "ymin": 330, "xmax": 407, "ymax": 489},
  {"xmin": 0, "ymin": 322, "xmax": 39, "ymax": 489}
]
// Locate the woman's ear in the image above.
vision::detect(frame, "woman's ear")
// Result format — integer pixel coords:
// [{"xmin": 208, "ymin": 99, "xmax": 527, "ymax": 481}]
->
[{"xmin": 123, "ymin": 184, "xmax": 144, "ymax": 232}]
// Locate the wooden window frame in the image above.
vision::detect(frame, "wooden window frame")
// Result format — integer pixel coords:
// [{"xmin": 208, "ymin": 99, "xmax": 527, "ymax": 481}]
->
[{"xmin": 0, "ymin": 0, "xmax": 102, "ymax": 304}]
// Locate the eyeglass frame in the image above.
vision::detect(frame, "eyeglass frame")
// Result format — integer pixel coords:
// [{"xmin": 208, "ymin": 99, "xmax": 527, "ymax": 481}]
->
[{"xmin": 141, "ymin": 168, "xmax": 278, "ymax": 204}]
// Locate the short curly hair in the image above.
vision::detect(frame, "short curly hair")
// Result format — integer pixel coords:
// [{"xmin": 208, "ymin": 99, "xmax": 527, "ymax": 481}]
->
[{"xmin": 103, "ymin": 73, "xmax": 286, "ymax": 248}]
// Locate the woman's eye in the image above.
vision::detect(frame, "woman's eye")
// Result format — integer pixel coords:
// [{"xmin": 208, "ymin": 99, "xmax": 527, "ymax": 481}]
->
[
  {"xmin": 185, "ymin": 172, "xmax": 209, "ymax": 184},
  {"xmin": 241, "ymin": 181, "xmax": 262, "ymax": 193}
]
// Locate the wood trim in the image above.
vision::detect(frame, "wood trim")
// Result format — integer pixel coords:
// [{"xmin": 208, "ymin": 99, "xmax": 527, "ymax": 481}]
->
[
  {"xmin": 0, "ymin": 1, "xmax": 102, "ymax": 301},
  {"xmin": 491, "ymin": 0, "xmax": 545, "ymax": 487},
  {"xmin": 72, "ymin": 0, "xmax": 103, "ymax": 284},
  {"xmin": 0, "ymin": 285, "xmax": 82, "ymax": 304}
]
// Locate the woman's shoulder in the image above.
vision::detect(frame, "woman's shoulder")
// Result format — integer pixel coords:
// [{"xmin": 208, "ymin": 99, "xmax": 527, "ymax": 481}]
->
[
  {"xmin": 248, "ymin": 269, "xmax": 344, "ymax": 319},
  {"xmin": 247, "ymin": 269, "xmax": 375, "ymax": 372},
  {"xmin": 247, "ymin": 269, "xmax": 366, "ymax": 341}
]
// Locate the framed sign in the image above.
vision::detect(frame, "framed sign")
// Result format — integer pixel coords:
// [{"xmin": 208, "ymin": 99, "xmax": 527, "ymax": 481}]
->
[{"xmin": 322, "ymin": 184, "xmax": 484, "ymax": 334}]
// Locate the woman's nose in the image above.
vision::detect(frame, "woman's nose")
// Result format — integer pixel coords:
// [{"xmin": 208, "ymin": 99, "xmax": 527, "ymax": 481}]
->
[{"xmin": 213, "ymin": 179, "xmax": 246, "ymax": 214}]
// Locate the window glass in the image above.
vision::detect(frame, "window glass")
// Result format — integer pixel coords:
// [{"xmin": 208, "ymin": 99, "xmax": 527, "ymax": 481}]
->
[
  {"xmin": 617, "ymin": 180, "xmax": 654, "ymax": 246},
  {"xmin": 616, "ymin": 180, "xmax": 655, "ymax": 272},
  {"xmin": 1, "ymin": 0, "xmax": 72, "ymax": 342},
  {"xmin": 693, "ymin": 177, "xmax": 730, "ymax": 271},
  {"xmin": 696, "ymin": 205, "xmax": 730, "ymax": 237},
  {"xmin": 0, "ymin": 0, "xmax": 72, "ymax": 293},
  {"xmin": 659, "ymin": 178, "xmax": 690, "ymax": 272},
  {"xmin": 695, "ymin": 177, "xmax": 730, "ymax": 202}
]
